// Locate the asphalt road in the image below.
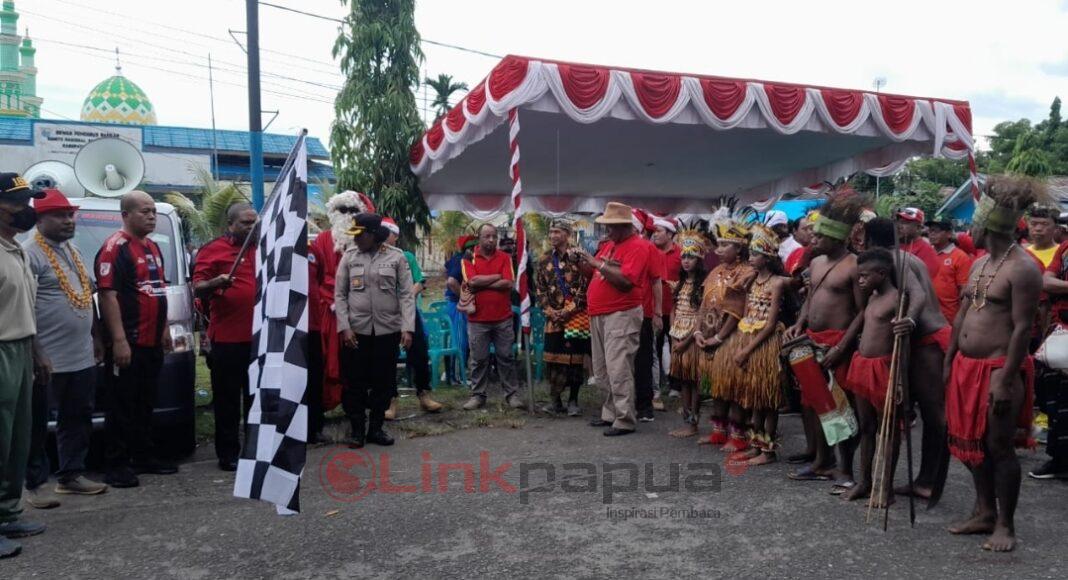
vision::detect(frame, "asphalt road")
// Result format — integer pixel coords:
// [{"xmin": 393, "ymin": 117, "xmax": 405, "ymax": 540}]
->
[{"xmin": 5, "ymin": 410, "xmax": 1067, "ymax": 579}]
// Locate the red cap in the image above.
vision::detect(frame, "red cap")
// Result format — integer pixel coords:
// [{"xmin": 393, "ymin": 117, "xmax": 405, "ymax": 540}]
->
[
  {"xmin": 32, "ymin": 188, "xmax": 79, "ymax": 214},
  {"xmin": 457, "ymin": 235, "xmax": 475, "ymax": 250},
  {"xmin": 895, "ymin": 207, "xmax": 924, "ymax": 224}
]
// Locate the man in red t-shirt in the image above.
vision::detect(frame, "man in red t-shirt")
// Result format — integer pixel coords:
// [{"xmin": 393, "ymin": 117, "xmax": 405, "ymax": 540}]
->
[
  {"xmin": 896, "ymin": 207, "xmax": 940, "ymax": 280},
  {"xmin": 634, "ymin": 212, "xmax": 666, "ymax": 421},
  {"xmin": 651, "ymin": 216, "xmax": 679, "ymax": 405},
  {"xmin": 94, "ymin": 191, "xmax": 174, "ymax": 488},
  {"xmin": 927, "ymin": 220, "xmax": 973, "ymax": 325},
  {"xmin": 192, "ymin": 203, "xmax": 257, "ymax": 472},
  {"xmin": 460, "ymin": 224, "xmax": 523, "ymax": 411},
  {"xmin": 577, "ymin": 202, "xmax": 652, "ymax": 436}
]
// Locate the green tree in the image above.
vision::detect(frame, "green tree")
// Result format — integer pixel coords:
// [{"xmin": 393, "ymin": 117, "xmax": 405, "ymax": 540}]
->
[
  {"xmin": 424, "ymin": 73, "xmax": 469, "ymax": 118},
  {"xmin": 429, "ymin": 210, "xmax": 473, "ymax": 254},
  {"xmin": 986, "ymin": 119, "xmax": 1033, "ymax": 173},
  {"xmin": 164, "ymin": 167, "xmax": 250, "ymax": 245},
  {"xmin": 331, "ymin": 0, "xmax": 428, "ymax": 247}
]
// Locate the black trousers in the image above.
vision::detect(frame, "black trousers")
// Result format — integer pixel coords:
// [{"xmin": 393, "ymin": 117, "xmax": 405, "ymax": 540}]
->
[
  {"xmin": 26, "ymin": 367, "xmax": 98, "ymax": 488},
  {"xmin": 106, "ymin": 346, "xmax": 163, "ymax": 468},
  {"xmin": 342, "ymin": 332, "xmax": 400, "ymax": 434},
  {"xmin": 656, "ymin": 314, "xmax": 670, "ymax": 389},
  {"xmin": 308, "ymin": 331, "xmax": 324, "ymax": 438},
  {"xmin": 405, "ymin": 313, "xmax": 431, "ymax": 393},
  {"xmin": 1037, "ymin": 365, "xmax": 1068, "ymax": 468},
  {"xmin": 209, "ymin": 342, "xmax": 252, "ymax": 463},
  {"xmin": 634, "ymin": 317, "xmax": 655, "ymax": 415}
]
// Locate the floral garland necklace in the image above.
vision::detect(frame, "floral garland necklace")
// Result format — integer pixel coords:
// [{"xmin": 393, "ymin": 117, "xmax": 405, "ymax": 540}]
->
[{"xmin": 35, "ymin": 231, "xmax": 93, "ymax": 312}]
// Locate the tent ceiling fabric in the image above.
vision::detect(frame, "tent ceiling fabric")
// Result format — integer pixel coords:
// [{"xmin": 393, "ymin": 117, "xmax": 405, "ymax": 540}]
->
[{"xmin": 411, "ymin": 56, "xmax": 974, "ymax": 215}]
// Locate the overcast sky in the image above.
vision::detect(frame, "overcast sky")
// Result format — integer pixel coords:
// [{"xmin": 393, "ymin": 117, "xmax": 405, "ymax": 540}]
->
[{"xmin": 24, "ymin": 0, "xmax": 1068, "ymax": 149}]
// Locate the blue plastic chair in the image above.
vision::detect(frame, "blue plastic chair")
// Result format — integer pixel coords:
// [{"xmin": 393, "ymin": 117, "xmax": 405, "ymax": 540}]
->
[
  {"xmin": 424, "ymin": 311, "xmax": 465, "ymax": 388},
  {"xmin": 529, "ymin": 307, "xmax": 546, "ymax": 381},
  {"xmin": 425, "ymin": 300, "xmax": 447, "ymax": 314}
]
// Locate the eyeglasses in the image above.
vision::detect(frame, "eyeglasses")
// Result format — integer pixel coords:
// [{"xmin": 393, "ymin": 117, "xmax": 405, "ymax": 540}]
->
[{"xmin": 336, "ymin": 206, "xmax": 359, "ymax": 214}]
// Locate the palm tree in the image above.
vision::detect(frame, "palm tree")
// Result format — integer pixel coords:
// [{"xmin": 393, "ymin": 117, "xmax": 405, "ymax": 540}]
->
[
  {"xmin": 425, "ymin": 74, "xmax": 469, "ymax": 118},
  {"xmin": 165, "ymin": 166, "xmax": 251, "ymax": 245}
]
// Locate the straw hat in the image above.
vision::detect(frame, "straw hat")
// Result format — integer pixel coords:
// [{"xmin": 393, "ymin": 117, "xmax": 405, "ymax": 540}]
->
[{"xmin": 595, "ymin": 201, "xmax": 635, "ymax": 225}]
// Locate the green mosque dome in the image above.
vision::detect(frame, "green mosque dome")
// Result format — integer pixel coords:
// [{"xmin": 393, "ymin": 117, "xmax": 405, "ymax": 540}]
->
[{"xmin": 80, "ymin": 74, "xmax": 157, "ymax": 125}]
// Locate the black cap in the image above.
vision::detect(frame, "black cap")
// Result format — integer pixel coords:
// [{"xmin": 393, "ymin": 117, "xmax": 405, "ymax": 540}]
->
[
  {"xmin": 925, "ymin": 219, "xmax": 953, "ymax": 232},
  {"xmin": 351, "ymin": 212, "xmax": 388, "ymax": 242},
  {"xmin": 0, "ymin": 172, "xmax": 46, "ymax": 202}
]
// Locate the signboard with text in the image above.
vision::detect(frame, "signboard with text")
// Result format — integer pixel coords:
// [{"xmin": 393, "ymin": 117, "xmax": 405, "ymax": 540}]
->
[{"xmin": 33, "ymin": 122, "xmax": 143, "ymax": 159}]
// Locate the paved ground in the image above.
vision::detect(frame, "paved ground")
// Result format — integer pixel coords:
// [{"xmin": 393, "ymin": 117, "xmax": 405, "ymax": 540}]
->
[{"xmin": 5, "ymin": 407, "xmax": 1067, "ymax": 579}]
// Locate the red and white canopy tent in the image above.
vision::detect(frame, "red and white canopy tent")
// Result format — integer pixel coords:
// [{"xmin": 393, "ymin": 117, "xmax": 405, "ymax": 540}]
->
[
  {"xmin": 410, "ymin": 55, "xmax": 978, "ymax": 217},
  {"xmin": 410, "ymin": 55, "xmax": 978, "ymax": 334}
]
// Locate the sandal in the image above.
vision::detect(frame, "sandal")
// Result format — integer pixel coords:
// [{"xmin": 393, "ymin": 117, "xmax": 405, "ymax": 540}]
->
[
  {"xmin": 787, "ymin": 466, "xmax": 832, "ymax": 481},
  {"xmin": 829, "ymin": 480, "xmax": 857, "ymax": 496}
]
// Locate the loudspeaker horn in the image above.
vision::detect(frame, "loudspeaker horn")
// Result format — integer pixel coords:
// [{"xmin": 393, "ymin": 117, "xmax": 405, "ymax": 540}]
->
[
  {"xmin": 23, "ymin": 160, "xmax": 85, "ymax": 198},
  {"xmin": 74, "ymin": 137, "xmax": 146, "ymax": 198}
]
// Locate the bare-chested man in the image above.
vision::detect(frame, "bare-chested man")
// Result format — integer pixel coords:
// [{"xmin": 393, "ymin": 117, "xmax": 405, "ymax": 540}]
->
[
  {"xmin": 785, "ymin": 191, "xmax": 868, "ymax": 483},
  {"xmin": 864, "ymin": 217, "xmax": 951, "ymax": 505},
  {"xmin": 945, "ymin": 175, "xmax": 1045, "ymax": 552}
]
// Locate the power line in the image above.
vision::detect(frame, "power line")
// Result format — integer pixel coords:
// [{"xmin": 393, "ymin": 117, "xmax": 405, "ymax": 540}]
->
[
  {"xmin": 256, "ymin": 0, "xmax": 504, "ymax": 59},
  {"xmin": 33, "ymin": 0, "xmax": 345, "ymax": 77},
  {"xmin": 34, "ymin": 35, "xmax": 343, "ymax": 92}
]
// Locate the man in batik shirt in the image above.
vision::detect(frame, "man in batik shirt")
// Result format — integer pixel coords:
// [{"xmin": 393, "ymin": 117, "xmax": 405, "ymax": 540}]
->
[{"xmin": 535, "ymin": 219, "xmax": 590, "ymax": 417}]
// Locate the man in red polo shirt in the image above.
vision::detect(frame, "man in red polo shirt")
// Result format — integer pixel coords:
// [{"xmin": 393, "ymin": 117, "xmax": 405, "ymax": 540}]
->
[
  {"xmin": 896, "ymin": 207, "xmax": 940, "ymax": 280},
  {"xmin": 578, "ymin": 202, "xmax": 653, "ymax": 436},
  {"xmin": 461, "ymin": 224, "xmax": 524, "ymax": 411},
  {"xmin": 192, "ymin": 203, "xmax": 257, "ymax": 472},
  {"xmin": 95, "ymin": 191, "xmax": 174, "ymax": 488}
]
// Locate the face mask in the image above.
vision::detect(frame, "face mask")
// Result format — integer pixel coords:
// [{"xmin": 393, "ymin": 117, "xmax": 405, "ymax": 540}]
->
[{"xmin": 2, "ymin": 206, "xmax": 37, "ymax": 232}]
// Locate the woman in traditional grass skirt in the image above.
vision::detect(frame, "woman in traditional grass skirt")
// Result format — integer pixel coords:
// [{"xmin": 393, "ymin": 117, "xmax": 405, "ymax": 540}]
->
[
  {"xmin": 727, "ymin": 224, "xmax": 789, "ymax": 466},
  {"xmin": 667, "ymin": 228, "xmax": 710, "ymax": 438},
  {"xmin": 694, "ymin": 211, "xmax": 755, "ymax": 447}
]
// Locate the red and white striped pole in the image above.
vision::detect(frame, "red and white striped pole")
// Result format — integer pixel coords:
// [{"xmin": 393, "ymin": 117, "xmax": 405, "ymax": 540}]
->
[
  {"xmin": 968, "ymin": 152, "xmax": 980, "ymax": 200},
  {"xmin": 508, "ymin": 108, "xmax": 530, "ymax": 331}
]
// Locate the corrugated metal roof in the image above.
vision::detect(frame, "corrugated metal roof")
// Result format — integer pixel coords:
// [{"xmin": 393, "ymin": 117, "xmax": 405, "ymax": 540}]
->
[
  {"xmin": 144, "ymin": 125, "xmax": 331, "ymax": 158},
  {"xmin": 217, "ymin": 160, "xmax": 335, "ymax": 182},
  {"xmin": 0, "ymin": 117, "xmax": 330, "ymax": 158},
  {"xmin": 0, "ymin": 117, "xmax": 33, "ymax": 141}
]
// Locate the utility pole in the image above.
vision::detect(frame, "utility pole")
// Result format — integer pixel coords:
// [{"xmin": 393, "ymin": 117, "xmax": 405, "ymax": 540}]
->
[{"xmin": 246, "ymin": 0, "xmax": 264, "ymax": 210}]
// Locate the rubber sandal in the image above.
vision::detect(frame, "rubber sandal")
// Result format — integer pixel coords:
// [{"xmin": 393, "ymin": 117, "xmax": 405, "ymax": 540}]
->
[
  {"xmin": 829, "ymin": 480, "xmax": 856, "ymax": 495},
  {"xmin": 785, "ymin": 453, "xmax": 815, "ymax": 465},
  {"xmin": 788, "ymin": 466, "xmax": 832, "ymax": 481}
]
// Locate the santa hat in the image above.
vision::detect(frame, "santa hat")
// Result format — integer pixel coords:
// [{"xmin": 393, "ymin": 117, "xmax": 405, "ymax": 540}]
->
[
  {"xmin": 326, "ymin": 190, "xmax": 375, "ymax": 214},
  {"xmin": 632, "ymin": 208, "xmax": 655, "ymax": 233},
  {"xmin": 382, "ymin": 217, "xmax": 400, "ymax": 236},
  {"xmin": 652, "ymin": 215, "xmax": 678, "ymax": 233}
]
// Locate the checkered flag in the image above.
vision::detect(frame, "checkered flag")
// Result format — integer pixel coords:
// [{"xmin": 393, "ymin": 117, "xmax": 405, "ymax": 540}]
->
[{"xmin": 234, "ymin": 131, "xmax": 309, "ymax": 514}]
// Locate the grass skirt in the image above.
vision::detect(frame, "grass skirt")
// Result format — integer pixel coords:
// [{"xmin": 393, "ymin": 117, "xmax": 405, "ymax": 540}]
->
[
  {"xmin": 732, "ymin": 325, "xmax": 786, "ymax": 410},
  {"xmin": 700, "ymin": 330, "xmax": 746, "ymax": 399},
  {"xmin": 670, "ymin": 339, "xmax": 701, "ymax": 384}
]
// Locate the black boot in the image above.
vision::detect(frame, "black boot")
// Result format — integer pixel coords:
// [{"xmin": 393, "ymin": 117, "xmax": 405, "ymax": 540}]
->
[
  {"xmin": 366, "ymin": 410, "xmax": 394, "ymax": 446},
  {"xmin": 347, "ymin": 421, "xmax": 366, "ymax": 449}
]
